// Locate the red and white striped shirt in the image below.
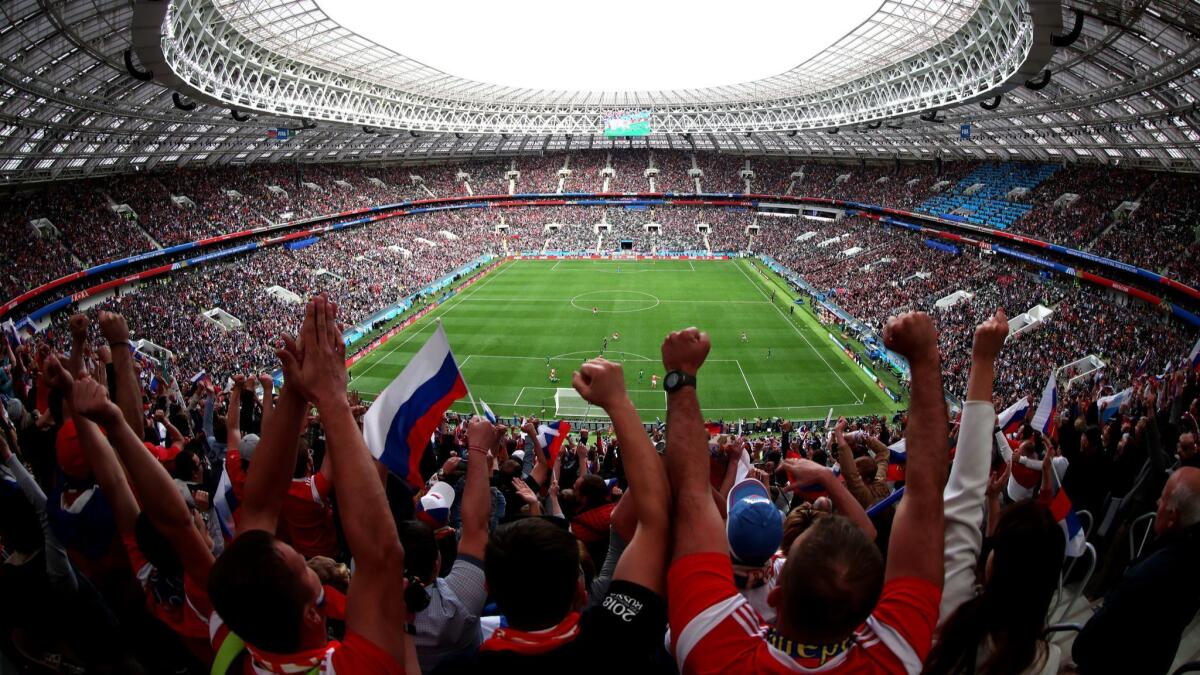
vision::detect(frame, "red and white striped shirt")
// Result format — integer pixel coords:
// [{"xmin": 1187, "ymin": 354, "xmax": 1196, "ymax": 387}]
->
[{"xmin": 668, "ymin": 553, "xmax": 940, "ymax": 674}]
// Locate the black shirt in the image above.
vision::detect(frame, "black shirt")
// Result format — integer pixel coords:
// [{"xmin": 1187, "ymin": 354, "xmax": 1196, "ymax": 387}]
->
[{"xmin": 433, "ymin": 580, "xmax": 669, "ymax": 675}]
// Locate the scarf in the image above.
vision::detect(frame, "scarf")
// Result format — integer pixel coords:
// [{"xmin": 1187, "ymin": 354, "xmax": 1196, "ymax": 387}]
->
[{"xmin": 479, "ymin": 612, "xmax": 582, "ymax": 655}]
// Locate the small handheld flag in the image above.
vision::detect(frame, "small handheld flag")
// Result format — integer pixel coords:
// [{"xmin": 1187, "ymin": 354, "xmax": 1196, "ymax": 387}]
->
[
  {"xmin": 480, "ymin": 400, "xmax": 497, "ymax": 425},
  {"xmin": 1030, "ymin": 374, "xmax": 1058, "ymax": 439},
  {"xmin": 362, "ymin": 324, "xmax": 469, "ymax": 488},
  {"xmin": 1049, "ymin": 488, "xmax": 1087, "ymax": 557},
  {"xmin": 997, "ymin": 397, "xmax": 1031, "ymax": 435},
  {"xmin": 535, "ymin": 420, "xmax": 571, "ymax": 466}
]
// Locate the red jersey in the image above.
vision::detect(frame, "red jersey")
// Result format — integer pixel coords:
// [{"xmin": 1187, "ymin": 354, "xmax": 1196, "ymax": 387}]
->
[
  {"xmin": 122, "ymin": 534, "xmax": 213, "ymax": 659},
  {"xmin": 668, "ymin": 552, "xmax": 940, "ymax": 674},
  {"xmin": 209, "ymin": 611, "xmax": 404, "ymax": 675},
  {"xmin": 279, "ymin": 473, "xmax": 337, "ymax": 559}
]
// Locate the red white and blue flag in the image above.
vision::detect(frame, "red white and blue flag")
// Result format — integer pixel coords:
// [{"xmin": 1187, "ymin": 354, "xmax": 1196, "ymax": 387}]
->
[
  {"xmin": 190, "ymin": 370, "xmax": 211, "ymax": 387},
  {"xmin": 362, "ymin": 324, "xmax": 468, "ymax": 488},
  {"xmin": 1030, "ymin": 374, "xmax": 1058, "ymax": 439},
  {"xmin": 536, "ymin": 420, "xmax": 571, "ymax": 466},
  {"xmin": 1189, "ymin": 336, "xmax": 1200, "ymax": 373},
  {"xmin": 1048, "ymin": 487, "xmax": 1087, "ymax": 557},
  {"xmin": 998, "ymin": 396, "xmax": 1031, "ymax": 435},
  {"xmin": 1, "ymin": 319, "xmax": 21, "ymax": 348}
]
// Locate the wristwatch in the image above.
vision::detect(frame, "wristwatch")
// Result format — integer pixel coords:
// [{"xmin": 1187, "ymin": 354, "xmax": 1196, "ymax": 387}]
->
[{"xmin": 663, "ymin": 370, "xmax": 697, "ymax": 393}]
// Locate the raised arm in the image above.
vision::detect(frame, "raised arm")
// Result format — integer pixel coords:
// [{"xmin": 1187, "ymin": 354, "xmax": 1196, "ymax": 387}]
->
[
  {"xmin": 573, "ymin": 357, "xmax": 671, "ymax": 593},
  {"xmin": 779, "ymin": 458, "xmax": 877, "ymax": 539},
  {"xmin": 70, "ymin": 367, "xmax": 215, "ymax": 586},
  {"xmin": 257, "ymin": 373, "xmax": 275, "ymax": 430},
  {"xmin": 662, "ymin": 328, "xmax": 723, "ymax": 561},
  {"xmin": 939, "ymin": 308, "xmax": 1006, "ymax": 625},
  {"xmin": 460, "ymin": 416, "xmax": 497, "ymax": 560},
  {"xmin": 882, "ymin": 312, "xmax": 950, "ymax": 585},
  {"xmin": 66, "ymin": 313, "xmax": 89, "ymax": 381},
  {"xmin": 285, "ymin": 296, "xmax": 407, "ymax": 663},
  {"xmin": 44, "ymin": 357, "xmax": 140, "ymax": 537},
  {"xmin": 226, "ymin": 375, "xmax": 244, "ymax": 449},
  {"xmin": 833, "ymin": 418, "xmax": 873, "ymax": 508},
  {"xmin": 98, "ymin": 312, "xmax": 144, "ymax": 436},
  {"xmin": 237, "ymin": 365, "xmax": 307, "ymax": 534}
]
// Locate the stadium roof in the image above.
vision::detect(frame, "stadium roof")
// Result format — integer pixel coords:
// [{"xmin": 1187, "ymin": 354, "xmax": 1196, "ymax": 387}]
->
[
  {"xmin": 2, "ymin": 0, "xmax": 1200, "ymax": 184},
  {"xmin": 317, "ymin": 0, "xmax": 884, "ymax": 94}
]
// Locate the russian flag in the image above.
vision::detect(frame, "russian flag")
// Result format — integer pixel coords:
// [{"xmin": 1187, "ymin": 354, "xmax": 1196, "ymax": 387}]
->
[
  {"xmin": 536, "ymin": 420, "xmax": 571, "ymax": 466},
  {"xmin": 1030, "ymin": 374, "xmax": 1058, "ymax": 440},
  {"xmin": 1, "ymin": 319, "xmax": 20, "ymax": 349},
  {"xmin": 190, "ymin": 370, "xmax": 210, "ymax": 387},
  {"xmin": 1097, "ymin": 387, "xmax": 1132, "ymax": 423},
  {"xmin": 998, "ymin": 397, "xmax": 1031, "ymax": 435},
  {"xmin": 212, "ymin": 468, "xmax": 238, "ymax": 542},
  {"xmin": 1189, "ymin": 336, "xmax": 1200, "ymax": 373},
  {"xmin": 1048, "ymin": 488, "xmax": 1086, "ymax": 558},
  {"xmin": 881, "ymin": 438, "xmax": 908, "ymax": 482},
  {"xmin": 362, "ymin": 324, "xmax": 468, "ymax": 488},
  {"xmin": 480, "ymin": 400, "xmax": 497, "ymax": 425}
]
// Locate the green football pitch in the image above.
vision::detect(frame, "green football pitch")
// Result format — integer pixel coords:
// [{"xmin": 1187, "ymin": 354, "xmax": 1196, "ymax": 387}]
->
[{"xmin": 346, "ymin": 258, "xmax": 905, "ymax": 422}]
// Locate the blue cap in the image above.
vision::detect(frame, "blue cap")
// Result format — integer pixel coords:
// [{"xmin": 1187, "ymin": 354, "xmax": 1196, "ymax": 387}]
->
[{"xmin": 726, "ymin": 478, "xmax": 784, "ymax": 567}]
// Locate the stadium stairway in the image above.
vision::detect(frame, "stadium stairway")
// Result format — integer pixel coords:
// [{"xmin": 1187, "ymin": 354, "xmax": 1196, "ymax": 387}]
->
[{"xmin": 916, "ymin": 162, "xmax": 1058, "ymax": 229}]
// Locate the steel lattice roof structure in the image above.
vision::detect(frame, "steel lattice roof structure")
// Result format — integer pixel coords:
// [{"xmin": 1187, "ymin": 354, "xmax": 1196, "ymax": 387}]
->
[{"xmin": 2, "ymin": 0, "xmax": 1200, "ymax": 185}]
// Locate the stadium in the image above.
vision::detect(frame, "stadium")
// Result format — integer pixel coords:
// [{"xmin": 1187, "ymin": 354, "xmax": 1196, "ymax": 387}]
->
[{"xmin": 0, "ymin": 0, "xmax": 1198, "ymax": 672}]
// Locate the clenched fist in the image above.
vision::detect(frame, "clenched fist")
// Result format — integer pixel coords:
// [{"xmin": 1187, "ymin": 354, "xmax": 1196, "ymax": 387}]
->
[
  {"xmin": 661, "ymin": 327, "xmax": 710, "ymax": 375},
  {"xmin": 883, "ymin": 312, "xmax": 938, "ymax": 365},
  {"xmin": 98, "ymin": 311, "xmax": 130, "ymax": 345},
  {"xmin": 68, "ymin": 313, "xmax": 90, "ymax": 340},
  {"xmin": 572, "ymin": 358, "xmax": 630, "ymax": 411},
  {"xmin": 972, "ymin": 308, "xmax": 1009, "ymax": 362}
]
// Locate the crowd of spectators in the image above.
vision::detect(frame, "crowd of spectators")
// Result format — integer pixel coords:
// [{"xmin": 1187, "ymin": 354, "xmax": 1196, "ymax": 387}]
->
[
  {"xmin": 651, "ymin": 150, "xmax": 694, "ymax": 193},
  {"xmin": 2, "ymin": 275, "xmax": 1197, "ymax": 674},
  {"xmin": 9, "ymin": 155, "xmax": 1196, "ymax": 307},
  {"xmin": 697, "ymin": 154, "xmax": 744, "ymax": 194},
  {"xmin": 607, "ymin": 149, "xmax": 650, "ymax": 193}
]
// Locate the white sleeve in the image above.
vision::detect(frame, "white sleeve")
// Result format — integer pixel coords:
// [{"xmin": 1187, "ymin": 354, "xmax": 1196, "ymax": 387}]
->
[
  {"xmin": 995, "ymin": 430, "xmax": 1012, "ymax": 464},
  {"xmin": 938, "ymin": 400, "xmax": 995, "ymax": 627}
]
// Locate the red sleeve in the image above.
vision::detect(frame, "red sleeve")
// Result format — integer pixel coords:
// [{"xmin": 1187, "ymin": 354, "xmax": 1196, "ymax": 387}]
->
[
  {"xmin": 120, "ymin": 533, "xmax": 150, "ymax": 578},
  {"xmin": 226, "ymin": 448, "xmax": 246, "ymax": 499},
  {"xmin": 313, "ymin": 472, "xmax": 331, "ymax": 500},
  {"xmin": 867, "ymin": 577, "xmax": 942, "ymax": 668},
  {"xmin": 331, "ymin": 631, "xmax": 405, "ymax": 675},
  {"xmin": 667, "ymin": 553, "xmax": 761, "ymax": 675}
]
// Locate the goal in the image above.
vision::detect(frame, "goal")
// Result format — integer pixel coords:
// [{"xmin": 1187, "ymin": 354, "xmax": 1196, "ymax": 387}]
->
[{"xmin": 554, "ymin": 388, "xmax": 609, "ymax": 421}]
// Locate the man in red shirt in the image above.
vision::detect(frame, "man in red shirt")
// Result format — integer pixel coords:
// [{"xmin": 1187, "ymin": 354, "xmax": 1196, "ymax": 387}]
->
[
  {"xmin": 278, "ymin": 439, "xmax": 337, "ymax": 559},
  {"xmin": 662, "ymin": 314, "xmax": 951, "ymax": 674},
  {"xmin": 208, "ymin": 296, "xmax": 411, "ymax": 674}
]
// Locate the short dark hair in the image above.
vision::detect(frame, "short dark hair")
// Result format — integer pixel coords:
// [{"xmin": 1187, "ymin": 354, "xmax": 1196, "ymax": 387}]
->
[
  {"xmin": 208, "ymin": 530, "xmax": 311, "ymax": 653},
  {"xmin": 779, "ymin": 515, "xmax": 883, "ymax": 643},
  {"xmin": 485, "ymin": 518, "xmax": 579, "ymax": 630},
  {"xmin": 397, "ymin": 520, "xmax": 439, "ymax": 582},
  {"xmin": 577, "ymin": 474, "xmax": 608, "ymax": 507}
]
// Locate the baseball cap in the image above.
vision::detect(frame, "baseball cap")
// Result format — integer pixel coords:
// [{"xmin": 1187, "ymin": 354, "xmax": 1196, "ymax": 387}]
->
[
  {"xmin": 511, "ymin": 449, "xmax": 526, "ymax": 461},
  {"xmin": 726, "ymin": 478, "xmax": 784, "ymax": 567},
  {"xmin": 417, "ymin": 481, "xmax": 456, "ymax": 527},
  {"xmin": 238, "ymin": 433, "xmax": 261, "ymax": 462}
]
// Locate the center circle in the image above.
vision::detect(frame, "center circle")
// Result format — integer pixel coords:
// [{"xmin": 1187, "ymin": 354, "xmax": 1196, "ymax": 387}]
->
[{"xmin": 570, "ymin": 290, "xmax": 661, "ymax": 314}]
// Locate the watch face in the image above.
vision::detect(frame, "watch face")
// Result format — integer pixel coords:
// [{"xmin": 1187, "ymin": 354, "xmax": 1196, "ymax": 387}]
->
[{"xmin": 665, "ymin": 372, "xmax": 682, "ymax": 389}]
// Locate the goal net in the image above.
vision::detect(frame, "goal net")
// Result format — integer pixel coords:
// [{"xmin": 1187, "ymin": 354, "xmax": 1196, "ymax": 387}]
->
[{"xmin": 554, "ymin": 388, "xmax": 609, "ymax": 421}]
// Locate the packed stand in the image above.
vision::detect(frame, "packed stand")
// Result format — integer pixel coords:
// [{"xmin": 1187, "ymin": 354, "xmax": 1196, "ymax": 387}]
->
[
  {"xmin": 607, "ymin": 150, "xmax": 650, "ymax": 193},
  {"xmin": 651, "ymin": 150, "xmax": 693, "ymax": 193},
  {"xmin": 3, "ymin": 282, "xmax": 1198, "ymax": 675},
  {"xmin": 697, "ymin": 154, "xmax": 745, "ymax": 194}
]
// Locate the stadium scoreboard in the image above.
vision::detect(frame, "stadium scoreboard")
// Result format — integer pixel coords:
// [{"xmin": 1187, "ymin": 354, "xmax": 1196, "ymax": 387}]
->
[{"xmin": 603, "ymin": 111, "xmax": 652, "ymax": 137}]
